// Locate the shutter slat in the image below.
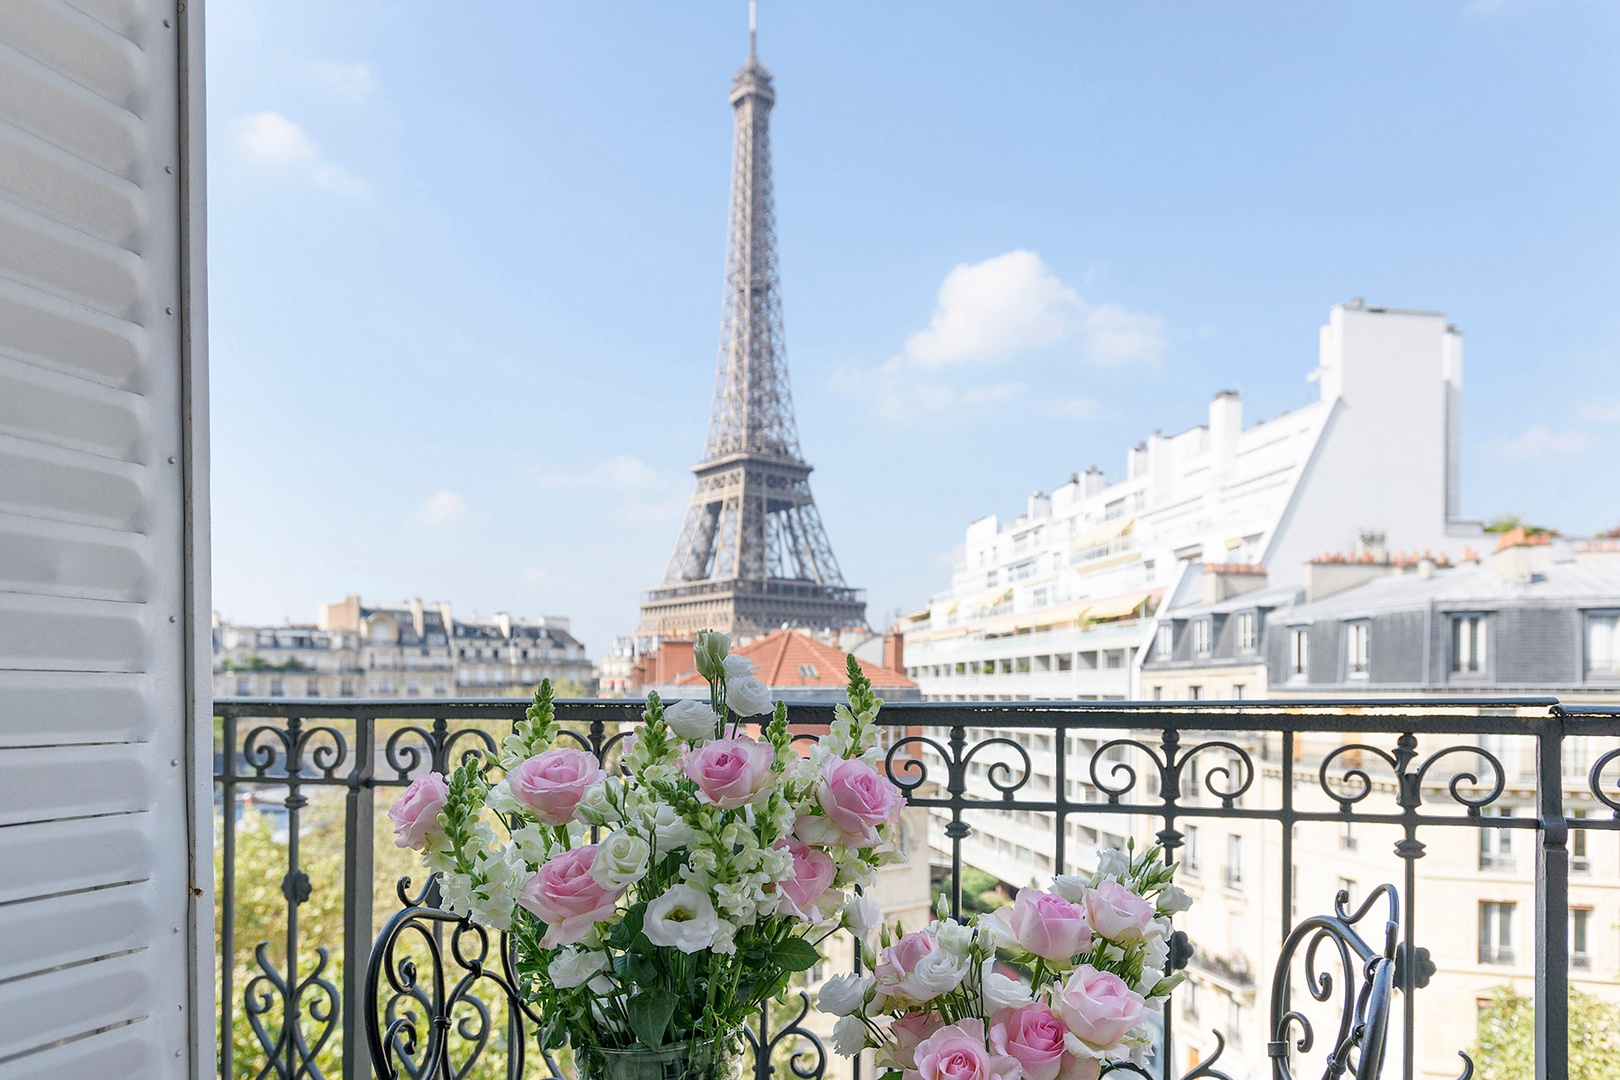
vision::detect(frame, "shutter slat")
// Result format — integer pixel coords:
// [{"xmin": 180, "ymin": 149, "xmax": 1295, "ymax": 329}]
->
[
  {"xmin": 0, "ymin": 879, "xmax": 155, "ymax": 981},
  {"xmin": 0, "ymin": 812, "xmax": 153, "ymax": 902},
  {"xmin": 0, "ymin": 950, "xmax": 153, "ymax": 1061},
  {"xmin": 0, "ymin": 592, "xmax": 149, "ymax": 674},
  {"xmin": 3, "ymin": 1023, "xmax": 162, "ymax": 1080},
  {"xmin": 0, "ymin": 744, "xmax": 151, "ymax": 825}
]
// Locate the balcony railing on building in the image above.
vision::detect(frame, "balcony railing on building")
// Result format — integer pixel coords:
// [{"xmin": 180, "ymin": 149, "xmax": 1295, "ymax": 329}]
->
[{"xmin": 214, "ymin": 696, "xmax": 1620, "ymax": 1080}]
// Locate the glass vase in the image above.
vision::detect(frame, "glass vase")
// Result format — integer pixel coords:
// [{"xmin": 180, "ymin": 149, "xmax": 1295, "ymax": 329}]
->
[{"xmin": 585, "ymin": 1033, "xmax": 743, "ymax": 1080}]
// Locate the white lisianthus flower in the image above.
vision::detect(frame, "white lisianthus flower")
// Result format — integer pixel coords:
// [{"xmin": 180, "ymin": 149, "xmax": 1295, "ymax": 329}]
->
[
  {"xmin": 574, "ymin": 777, "xmax": 621, "ymax": 826},
  {"xmin": 589, "ymin": 829, "xmax": 650, "ymax": 890},
  {"xmin": 723, "ymin": 652, "xmax": 758, "ymax": 680},
  {"xmin": 1092, "ymin": 848, "xmax": 1131, "ymax": 881},
  {"xmin": 694, "ymin": 630, "xmax": 732, "ymax": 680},
  {"xmin": 726, "ymin": 675, "xmax": 775, "ymax": 717},
  {"xmin": 1050, "ymin": 875, "xmax": 1088, "ymax": 904},
  {"xmin": 932, "ymin": 919, "xmax": 974, "ymax": 957},
  {"xmin": 817, "ymin": 973, "xmax": 873, "ymax": 1017},
  {"xmin": 1141, "ymin": 931, "xmax": 1171, "ymax": 975},
  {"xmin": 643, "ymin": 884, "xmax": 721, "ymax": 953},
  {"xmin": 830, "ymin": 1014, "xmax": 867, "ymax": 1057},
  {"xmin": 980, "ymin": 960, "xmax": 1034, "ymax": 1013},
  {"xmin": 549, "ymin": 947, "xmax": 611, "ymax": 989},
  {"xmin": 1157, "ymin": 883, "xmax": 1193, "ymax": 914},
  {"xmin": 665, "ymin": 699, "xmax": 724, "ymax": 741},
  {"xmin": 843, "ymin": 893, "xmax": 881, "ymax": 942}
]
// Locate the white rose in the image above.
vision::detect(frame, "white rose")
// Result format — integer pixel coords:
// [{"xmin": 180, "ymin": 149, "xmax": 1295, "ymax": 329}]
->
[
  {"xmin": 896, "ymin": 945, "xmax": 970, "ymax": 1001},
  {"xmin": 980, "ymin": 961, "xmax": 1034, "ymax": 1013},
  {"xmin": 694, "ymin": 630, "xmax": 732, "ymax": 680},
  {"xmin": 932, "ymin": 919, "xmax": 974, "ymax": 957},
  {"xmin": 817, "ymin": 973, "xmax": 872, "ymax": 1017},
  {"xmin": 647, "ymin": 804, "xmax": 700, "ymax": 851},
  {"xmin": 590, "ymin": 829, "xmax": 650, "ymax": 890},
  {"xmin": 549, "ymin": 947, "xmax": 610, "ymax": 989},
  {"xmin": 726, "ymin": 675, "xmax": 775, "ymax": 717},
  {"xmin": 723, "ymin": 652, "xmax": 758, "ymax": 680},
  {"xmin": 843, "ymin": 894, "xmax": 882, "ymax": 942},
  {"xmin": 665, "ymin": 699, "xmax": 723, "ymax": 741},
  {"xmin": 1050, "ymin": 875, "xmax": 1088, "ymax": 904},
  {"xmin": 831, "ymin": 1014, "xmax": 868, "ymax": 1057},
  {"xmin": 1157, "ymin": 884, "xmax": 1193, "ymax": 914},
  {"xmin": 643, "ymin": 884, "xmax": 720, "ymax": 953}
]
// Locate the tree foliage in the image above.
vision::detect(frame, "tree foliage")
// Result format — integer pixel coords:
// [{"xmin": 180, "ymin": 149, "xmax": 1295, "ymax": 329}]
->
[{"xmin": 1472, "ymin": 985, "xmax": 1620, "ymax": 1080}]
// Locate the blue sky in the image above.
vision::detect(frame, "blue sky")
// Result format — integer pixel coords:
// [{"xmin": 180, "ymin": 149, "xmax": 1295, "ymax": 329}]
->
[{"xmin": 207, "ymin": 1, "xmax": 1620, "ymax": 654}]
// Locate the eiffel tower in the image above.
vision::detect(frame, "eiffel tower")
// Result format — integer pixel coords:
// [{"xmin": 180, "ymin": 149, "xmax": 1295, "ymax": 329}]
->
[{"xmin": 638, "ymin": 9, "xmax": 866, "ymax": 640}]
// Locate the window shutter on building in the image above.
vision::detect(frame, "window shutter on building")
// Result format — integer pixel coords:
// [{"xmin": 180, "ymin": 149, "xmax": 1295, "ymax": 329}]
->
[{"xmin": 0, "ymin": 1, "xmax": 210, "ymax": 1076}]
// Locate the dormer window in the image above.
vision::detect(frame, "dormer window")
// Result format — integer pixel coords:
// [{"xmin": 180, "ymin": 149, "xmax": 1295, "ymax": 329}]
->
[
  {"xmin": 1193, "ymin": 619, "xmax": 1212, "ymax": 658},
  {"xmin": 1235, "ymin": 611, "xmax": 1258, "ymax": 654},
  {"xmin": 1451, "ymin": 614, "xmax": 1488, "ymax": 676},
  {"xmin": 798, "ymin": 663, "xmax": 817, "ymax": 678},
  {"xmin": 1289, "ymin": 627, "xmax": 1309, "ymax": 679},
  {"xmin": 1345, "ymin": 621, "xmax": 1370, "ymax": 678},
  {"xmin": 1155, "ymin": 623, "xmax": 1173, "ymax": 659}
]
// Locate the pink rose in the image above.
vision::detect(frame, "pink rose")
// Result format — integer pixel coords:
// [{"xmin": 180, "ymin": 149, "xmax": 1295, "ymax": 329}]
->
[
  {"xmin": 881, "ymin": 1011, "xmax": 944, "ymax": 1072},
  {"xmin": 518, "ymin": 845, "xmax": 624, "ymax": 948},
  {"xmin": 682, "ymin": 736, "xmax": 774, "ymax": 809},
  {"xmin": 773, "ymin": 838, "xmax": 837, "ymax": 918},
  {"xmin": 912, "ymin": 1019, "xmax": 1020, "ymax": 1080},
  {"xmin": 985, "ymin": 888, "xmax": 1092, "ymax": 961},
  {"xmin": 989, "ymin": 1004, "xmax": 1070, "ymax": 1080},
  {"xmin": 1083, "ymin": 880, "xmax": 1156, "ymax": 942},
  {"xmin": 509, "ymin": 748, "xmax": 606, "ymax": 826},
  {"xmin": 388, "ymin": 772, "xmax": 449, "ymax": 850},
  {"xmin": 817, "ymin": 757, "xmax": 904, "ymax": 848},
  {"xmin": 1056, "ymin": 965, "xmax": 1147, "ymax": 1052}
]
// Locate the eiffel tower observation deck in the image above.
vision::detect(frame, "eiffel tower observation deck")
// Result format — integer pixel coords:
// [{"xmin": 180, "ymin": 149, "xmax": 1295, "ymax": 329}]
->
[{"xmin": 638, "ymin": 11, "xmax": 867, "ymax": 640}]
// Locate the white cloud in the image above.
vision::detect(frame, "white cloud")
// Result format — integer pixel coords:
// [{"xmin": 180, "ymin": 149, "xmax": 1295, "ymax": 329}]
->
[
  {"xmin": 414, "ymin": 490, "xmax": 475, "ymax": 525},
  {"xmin": 228, "ymin": 110, "xmax": 366, "ymax": 196},
  {"xmin": 1579, "ymin": 400, "xmax": 1620, "ymax": 423},
  {"xmin": 840, "ymin": 250, "xmax": 1163, "ymax": 424},
  {"xmin": 533, "ymin": 454, "xmax": 688, "ymax": 526},
  {"xmin": 1496, "ymin": 425, "xmax": 1592, "ymax": 460}
]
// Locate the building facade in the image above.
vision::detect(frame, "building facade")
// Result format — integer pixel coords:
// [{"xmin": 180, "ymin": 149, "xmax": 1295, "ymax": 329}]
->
[{"xmin": 213, "ymin": 595, "xmax": 593, "ymax": 698}]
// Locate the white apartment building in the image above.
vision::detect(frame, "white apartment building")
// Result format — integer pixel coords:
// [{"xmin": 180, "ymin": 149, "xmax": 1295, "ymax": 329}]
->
[{"xmin": 900, "ymin": 301, "xmax": 1481, "ymax": 706}]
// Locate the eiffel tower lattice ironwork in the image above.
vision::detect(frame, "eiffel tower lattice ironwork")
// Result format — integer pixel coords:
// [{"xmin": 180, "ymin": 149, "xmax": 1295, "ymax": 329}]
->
[{"xmin": 638, "ymin": 18, "xmax": 866, "ymax": 639}]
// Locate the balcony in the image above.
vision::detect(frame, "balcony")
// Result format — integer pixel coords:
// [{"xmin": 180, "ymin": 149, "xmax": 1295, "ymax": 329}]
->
[{"xmin": 212, "ymin": 696, "xmax": 1619, "ymax": 1080}]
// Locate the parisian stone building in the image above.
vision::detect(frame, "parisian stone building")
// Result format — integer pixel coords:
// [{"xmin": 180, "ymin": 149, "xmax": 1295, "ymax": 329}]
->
[{"xmin": 213, "ymin": 595, "xmax": 594, "ymax": 699}]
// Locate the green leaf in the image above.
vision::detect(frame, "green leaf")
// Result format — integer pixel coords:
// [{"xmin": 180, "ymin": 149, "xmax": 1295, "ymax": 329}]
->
[
  {"xmin": 772, "ymin": 937, "xmax": 822, "ymax": 972},
  {"xmin": 627, "ymin": 989, "xmax": 679, "ymax": 1048},
  {"xmin": 880, "ymin": 1071, "xmax": 904, "ymax": 1080}
]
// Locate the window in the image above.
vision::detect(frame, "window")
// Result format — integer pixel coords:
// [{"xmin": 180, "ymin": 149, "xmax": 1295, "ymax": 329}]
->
[
  {"xmin": 1228, "ymin": 997, "xmax": 1243, "ymax": 1048},
  {"xmin": 306, "ymin": 678, "xmax": 320, "ymax": 697},
  {"xmin": 1479, "ymin": 902, "xmax": 1516, "ymax": 965},
  {"xmin": 1193, "ymin": 619, "xmax": 1212, "ymax": 657},
  {"xmin": 1152, "ymin": 686, "xmax": 1163, "ymax": 700},
  {"xmin": 1571, "ymin": 908, "xmax": 1592, "ymax": 970},
  {"xmin": 235, "ymin": 677, "xmax": 250, "ymax": 696},
  {"xmin": 1340, "ymin": 821, "xmax": 1357, "ymax": 851},
  {"xmin": 269, "ymin": 677, "xmax": 284, "ymax": 697},
  {"xmin": 1056, "ymin": 653, "xmax": 1072, "ymax": 671},
  {"xmin": 1337, "ymin": 877, "xmax": 1359, "ymax": 909},
  {"xmin": 1587, "ymin": 612, "xmax": 1620, "ymax": 677},
  {"xmin": 1184, "ymin": 825, "xmax": 1200, "ymax": 875},
  {"xmin": 1105, "ymin": 650, "xmax": 1124, "ymax": 669},
  {"xmin": 798, "ymin": 663, "xmax": 818, "ymax": 678},
  {"xmin": 1156, "ymin": 623, "xmax": 1173, "ymax": 659},
  {"xmin": 1572, "ymin": 810, "xmax": 1590, "ymax": 874},
  {"xmin": 1451, "ymin": 614, "xmax": 1488, "ymax": 675},
  {"xmin": 1181, "ymin": 978, "xmax": 1200, "ymax": 1019},
  {"xmin": 1345, "ymin": 621, "xmax": 1370, "ymax": 677},
  {"xmin": 1479, "ymin": 808, "xmax": 1514, "ymax": 871},
  {"xmin": 1188, "ymin": 685, "xmax": 1202, "ymax": 700},
  {"xmin": 1289, "ymin": 628, "xmax": 1309, "ymax": 678},
  {"xmin": 407, "ymin": 678, "xmax": 420, "ymax": 696},
  {"xmin": 1235, "ymin": 611, "xmax": 1258, "ymax": 654},
  {"xmin": 1231, "ymin": 683, "xmax": 1246, "ymax": 700},
  {"xmin": 1225, "ymin": 834, "xmax": 1244, "ymax": 890}
]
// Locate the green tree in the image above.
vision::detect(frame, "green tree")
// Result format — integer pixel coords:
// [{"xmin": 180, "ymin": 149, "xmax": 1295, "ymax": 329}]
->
[
  {"xmin": 1472, "ymin": 985, "xmax": 1620, "ymax": 1080},
  {"xmin": 931, "ymin": 864, "xmax": 1005, "ymax": 918}
]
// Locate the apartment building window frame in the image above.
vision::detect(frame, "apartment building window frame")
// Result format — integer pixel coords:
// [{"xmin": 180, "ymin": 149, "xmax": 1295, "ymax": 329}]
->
[
  {"xmin": 1479, "ymin": 901, "xmax": 1516, "ymax": 966},
  {"xmin": 1571, "ymin": 809, "xmax": 1590, "ymax": 874},
  {"xmin": 1571, "ymin": 907, "xmax": 1593, "ymax": 970},
  {"xmin": 1155, "ymin": 623, "xmax": 1173, "ymax": 660},
  {"xmin": 1225, "ymin": 834, "xmax": 1244, "ymax": 891},
  {"xmin": 1450, "ymin": 612, "xmax": 1489, "ymax": 678},
  {"xmin": 1585, "ymin": 610, "xmax": 1620, "ymax": 679},
  {"xmin": 1184, "ymin": 825, "xmax": 1200, "ymax": 876},
  {"xmin": 1235, "ymin": 610, "xmax": 1258, "ymax": 654},
  {"xmin": 1193, "ymin": 618, "xmax": 1213, "ymax": 658},
  {"xmin": 1289, "ymin": 626, "xmax": 1309, "ymax": 681},
  {"xmin": 1344, "ymin": 620, "xmax": 1371, "ymax": 679},
  {"xmin": 1479, "ymin": 807, "xmax": 1515, "ymax": 872}
]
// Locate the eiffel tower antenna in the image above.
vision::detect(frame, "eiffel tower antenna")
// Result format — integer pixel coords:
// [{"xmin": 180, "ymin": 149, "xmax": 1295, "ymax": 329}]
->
[{"xmin": 638, "ymin": 11, "xmax": 867, "ymax": 640}]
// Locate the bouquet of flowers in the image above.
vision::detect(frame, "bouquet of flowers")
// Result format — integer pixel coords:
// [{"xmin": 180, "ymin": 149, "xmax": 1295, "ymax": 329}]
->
[
  {"xmin": 818, "ymin": 844, "xmax": 1191, "ymax": 1080},
  {"xmin": 386, "ymin": 631, "xmax": 908, "ymax": 1075}
]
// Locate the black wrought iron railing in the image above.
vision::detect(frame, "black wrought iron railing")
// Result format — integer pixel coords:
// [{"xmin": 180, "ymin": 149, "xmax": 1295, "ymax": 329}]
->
[{"xmin": 214, "ymin": 697, "xmax": 1620, "ymax": 1080}]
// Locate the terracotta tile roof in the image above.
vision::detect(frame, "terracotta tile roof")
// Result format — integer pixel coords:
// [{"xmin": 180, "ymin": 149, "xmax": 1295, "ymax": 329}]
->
[{"xmin": 671, "ymin": 629, "xmax": 915, "ymax": 690}]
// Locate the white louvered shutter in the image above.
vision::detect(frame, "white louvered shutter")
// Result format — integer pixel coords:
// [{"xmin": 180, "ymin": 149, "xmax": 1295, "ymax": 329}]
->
[{"xmin": 0, "ymin": 1, "xmax": 210, "ymax": 1077}]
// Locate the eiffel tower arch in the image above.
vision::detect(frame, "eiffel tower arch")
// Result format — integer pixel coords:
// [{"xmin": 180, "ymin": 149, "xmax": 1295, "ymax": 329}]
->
[{"xmin": 638, "ymin": 20, "xmax": 866, "ymax": 639}]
